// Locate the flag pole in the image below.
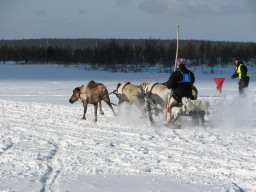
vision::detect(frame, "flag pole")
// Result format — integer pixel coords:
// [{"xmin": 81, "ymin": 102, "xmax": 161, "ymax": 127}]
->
[
  {"xmin": 173, "ymin": 24, "xmax": 180, "ymax": 72},
  {"xmin": 165, "ymin": 25, "xmax": 180, "ymax": 123}
]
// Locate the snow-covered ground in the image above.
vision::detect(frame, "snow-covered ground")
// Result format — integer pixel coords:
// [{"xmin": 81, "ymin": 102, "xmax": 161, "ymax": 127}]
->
[{"xmin": 0, "ymin": 62, "xmax": 256, "ymax": 192}]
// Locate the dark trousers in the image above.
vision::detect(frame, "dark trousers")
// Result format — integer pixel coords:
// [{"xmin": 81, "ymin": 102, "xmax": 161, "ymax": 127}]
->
[
  {"xmin": 239, "ymin": 78, "xmax": 249, "ymax": 95},
  {"xmin": 173, "ymin": 88, "xmax": 192, "ymax": 102}
]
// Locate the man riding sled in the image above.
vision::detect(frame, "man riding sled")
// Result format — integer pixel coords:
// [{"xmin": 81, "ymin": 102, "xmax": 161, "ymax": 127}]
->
[{"xmin": 163, "ymin": 58, "xmax": 195, "ymax": 125}]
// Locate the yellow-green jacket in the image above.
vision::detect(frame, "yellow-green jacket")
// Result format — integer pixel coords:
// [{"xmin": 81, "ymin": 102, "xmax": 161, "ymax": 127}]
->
[{"xmin": 231, "ymin": 62, "xmax": 249, "ymax": 81}]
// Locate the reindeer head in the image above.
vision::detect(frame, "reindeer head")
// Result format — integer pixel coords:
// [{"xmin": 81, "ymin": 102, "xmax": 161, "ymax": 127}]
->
[{"xmin": 69, "ymin": 86, "xmax": 82, "ymax": 104}]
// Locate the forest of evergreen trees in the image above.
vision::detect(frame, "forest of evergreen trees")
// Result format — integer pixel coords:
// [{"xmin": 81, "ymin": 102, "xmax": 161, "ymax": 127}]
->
[{"xmin": 0, "ymin": 38, "xmax": 255, "ymax": 72}]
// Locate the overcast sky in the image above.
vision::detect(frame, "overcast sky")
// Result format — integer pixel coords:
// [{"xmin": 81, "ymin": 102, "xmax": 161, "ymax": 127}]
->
[{"xmin": 1, "ymin": 0, "xmax": 256, "ymax": 42}]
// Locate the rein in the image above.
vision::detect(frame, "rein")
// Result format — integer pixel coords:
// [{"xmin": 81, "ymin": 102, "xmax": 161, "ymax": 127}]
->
[
  {"xmin": 79, "ymin": 87, "xmax": 85, "ymax": 95},
  {"xmin": 77, "ymin": 78, "xmax": 169, "ymax": 95}
]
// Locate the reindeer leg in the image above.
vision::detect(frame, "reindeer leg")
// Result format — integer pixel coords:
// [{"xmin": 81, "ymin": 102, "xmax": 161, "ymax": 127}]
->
[
  {"xmin": 82, "ymin": 102, "xmax": 87, "ymax": 120},
  {"xmin": 99, "ymin": 100, "xmax": 104, "ymax": 115},
  {"xmin": 103, "ymin": 95, "xmax": 117, "ymax": 116},
  {"xmin": 106, "ymin": 101, "xmax": 117, "ymax": 116},
  {"xmin": 201, "ymin": 113, "xmax": 205, "ymax": 126},
  {"xmin": 94, "ymin": 103, "xmax": 98, "ymax": 122},
  {"xmin": 146, "ymin": 100, "xmax": 154, "ymax": 123},
  {"xmin": 164, "ymin": 97, "xmax": 178, "ymax": 125}
]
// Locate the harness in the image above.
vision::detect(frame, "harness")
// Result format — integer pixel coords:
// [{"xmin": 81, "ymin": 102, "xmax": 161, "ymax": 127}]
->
[
  {"xmin": 78, "ymin": 80, "xmax": 95, "ymax": 96},
  {"xmin": 145, "ymin": 82, "xmax": 158, "ymax": 99},
  {"xmin": 116, "ymin": 82, "xmax": 131, "ymax": 101},
  {"xmin": 78, "ymin": 80, "xmax": 102, "ymax": 98},
  {"xmin": 143, "ymin": 82, "xmax": 165, "ymax": 112},
  {"xmin": 117, "ymin": 82, "xmax": 131, "ymax": 94},
  {"xmin": 79, "ymin": 86, "xmax": 84, "ymax": 95},
  {"xmin": 78, "ymin": 85, "xmax": 89, "ymax": 100}
]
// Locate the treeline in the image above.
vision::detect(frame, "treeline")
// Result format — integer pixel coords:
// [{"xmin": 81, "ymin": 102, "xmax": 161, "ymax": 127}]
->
[
  {"xmin": 0, "ymin": 38, "xmax": 203, "ymax": 49},
  {"xmin": 0, "ymin": 39, "xmax": 255, "ymax": 72}
]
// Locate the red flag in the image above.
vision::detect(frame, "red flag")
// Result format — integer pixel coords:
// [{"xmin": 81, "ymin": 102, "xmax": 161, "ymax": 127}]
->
[{"xmin": 213, "ymin": 78, "xmax": 225, "ymax": 94}]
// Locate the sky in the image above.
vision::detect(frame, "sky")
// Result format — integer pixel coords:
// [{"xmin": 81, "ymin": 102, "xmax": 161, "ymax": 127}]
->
[{"xmin": 1, "ymin": 0, "xmax": 256, "ymax": 42}]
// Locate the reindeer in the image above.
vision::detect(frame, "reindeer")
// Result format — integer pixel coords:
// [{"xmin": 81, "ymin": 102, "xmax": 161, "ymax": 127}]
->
[
  {"xmin": 69, "ymin": 80, "xmax": 116, "ymax": 122},
  {"xmin": 115, "ymin": 82, "xmax": 146, "ymax": 113}
]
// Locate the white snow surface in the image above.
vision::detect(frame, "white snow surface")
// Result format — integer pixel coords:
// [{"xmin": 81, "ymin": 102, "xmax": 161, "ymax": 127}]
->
[{"xmin": 0, "ymin": 62, "xmax": 256, "ymax": 192}]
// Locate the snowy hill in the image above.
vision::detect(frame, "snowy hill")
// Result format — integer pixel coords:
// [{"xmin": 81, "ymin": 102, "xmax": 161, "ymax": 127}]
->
[{"xmin": 0, "ymin": 62, "xmax": 256, "ymax": 192}]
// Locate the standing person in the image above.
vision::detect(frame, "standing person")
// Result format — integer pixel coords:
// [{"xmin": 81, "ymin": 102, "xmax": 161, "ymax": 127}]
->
[
  {"xmin": 231, "ymin": 57, "xmax": 250, "ymax": 95},
  {"xmin": 163, "ymin": 58, "xmax": 195, "ymax": 124}
]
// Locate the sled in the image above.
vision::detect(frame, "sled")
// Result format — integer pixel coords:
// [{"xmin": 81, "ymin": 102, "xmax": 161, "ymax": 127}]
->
[
  {"xmin": 172, "ymin": 110, "xmax": 206, "ymax": 126},
  {"xmin": 146, "ymin": 101, "xmax": 206, "ymax": 127}
]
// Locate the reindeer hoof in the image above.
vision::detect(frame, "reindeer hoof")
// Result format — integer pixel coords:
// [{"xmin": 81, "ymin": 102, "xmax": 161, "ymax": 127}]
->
[
  {"xmin": 99, "ymin": 111, "xmax": 104, "ymax": 115},
  {"xmin": 81, "ymin": 117, "xmax": 86, "ymax": 120}
]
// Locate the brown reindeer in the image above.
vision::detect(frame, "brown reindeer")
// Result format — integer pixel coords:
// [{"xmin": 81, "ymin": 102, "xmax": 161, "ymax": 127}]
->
[{"xmin": 69, "ymin": 80, "xmax": 116, "ymax": 122}]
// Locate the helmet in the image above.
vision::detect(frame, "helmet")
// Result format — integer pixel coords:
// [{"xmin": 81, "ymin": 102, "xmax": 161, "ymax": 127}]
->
[{"xmin": 177, "ymin": 58, "xmax": 186, "ymax": 65}]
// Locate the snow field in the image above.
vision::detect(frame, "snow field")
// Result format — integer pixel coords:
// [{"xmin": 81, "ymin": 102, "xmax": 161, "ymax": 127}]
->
[{"xmin": 0, "ymin": 63, "xmax": 256, "ymax": 191}]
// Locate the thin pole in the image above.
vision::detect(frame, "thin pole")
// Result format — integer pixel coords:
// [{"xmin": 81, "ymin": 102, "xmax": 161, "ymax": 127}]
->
[{"xmin": 174, "ymin": 24, "xmax": 180, "ymax": 72}]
